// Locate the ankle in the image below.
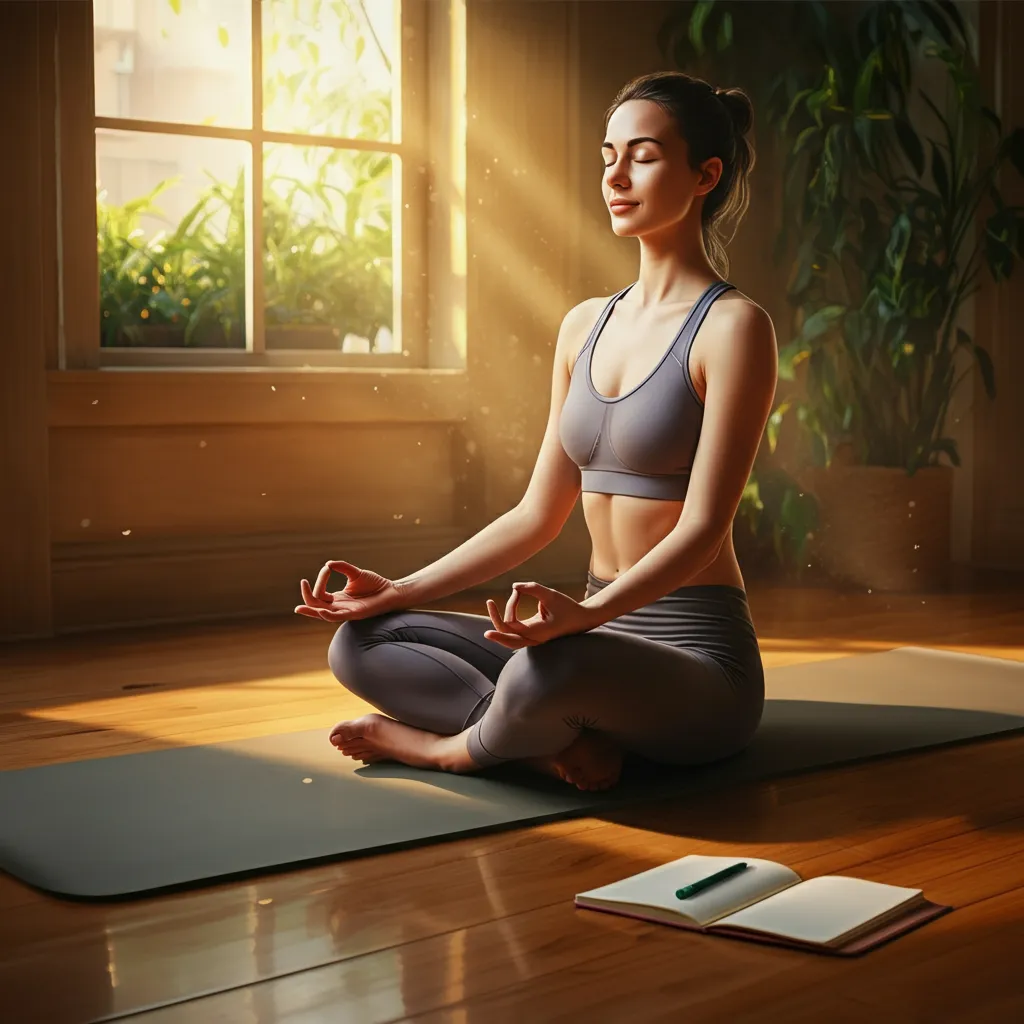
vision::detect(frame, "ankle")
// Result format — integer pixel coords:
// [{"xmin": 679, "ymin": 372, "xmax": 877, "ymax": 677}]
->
[{"xmin": 434, "ymin": 731, "xmax": 478, "ymax": 774}]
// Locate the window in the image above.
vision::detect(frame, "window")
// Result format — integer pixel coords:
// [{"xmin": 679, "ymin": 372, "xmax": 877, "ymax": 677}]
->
[{"xmin": 60, "ymin": 0, "xmax": 462, "ymax": 371}]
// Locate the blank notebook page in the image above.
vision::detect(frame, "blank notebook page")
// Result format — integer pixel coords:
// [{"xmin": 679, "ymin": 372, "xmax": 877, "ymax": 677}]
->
[
  {"xmin": 576, "ymin": 856, "xmax": 800, "ymax": 928},
  {"xmin": 714, "ymin": 875, "xmax": 923, "ymax": 944}
]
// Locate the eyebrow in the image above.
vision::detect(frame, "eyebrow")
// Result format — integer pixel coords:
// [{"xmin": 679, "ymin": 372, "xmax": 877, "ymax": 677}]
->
[{"xmin": 601, "ymin": 136, "xmax": 664, "ymax": 150}]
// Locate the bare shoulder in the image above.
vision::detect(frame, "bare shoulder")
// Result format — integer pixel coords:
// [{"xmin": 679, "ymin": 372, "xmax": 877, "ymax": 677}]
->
[
  {"xmin": 706, "ymin": 289, "xmax": 775, "ymax": 340},
  {"xmin": 701, "ymin": 290, "xmax": 777, "ymax": 364},
  {"xmin": 559, "ymin": 294, "xmax": 615, "ymax": 370},
  {"xmin": 691, "ymin": 289, "xmax": 777, "ymax": 397}
]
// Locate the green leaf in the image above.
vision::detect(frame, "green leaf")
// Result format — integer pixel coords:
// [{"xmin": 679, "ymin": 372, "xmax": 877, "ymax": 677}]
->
[
  {"xmin": 885, "ymin": 213, "xmax": 912, "ymax": 279},
  {"xmin": 854, "ymin": 117, "xmax": 874, "ymax": 162},
  {"xmin": 930, "ymin": 140, "xmax": 950, "ymax": 200},
  {"xmin": 854, "ymin": 47, "xmax": 881, "ymax": 114},
  {"xmin": 806, "ymin": 83, "xmax": 831, "ymax": 127},
  {"xmin": 1003, "ymin": 127, "xmax": 1024, "ymax": 178},
  {"xmin": 777, "ymin": 339, "xmax": 808, "ymax": 381},
  {"xmin": 930, "ymin": 437, "xmax": 961, "ymax": 467},
  {"xmin": 894, "ymin": 117, "xmax": 925, "ymax": 176},
  {"xmin": 689, "ymin": 0, "xmax": 716, "ymax": 57},
  {"xmin": 168, "ymin": 0, "xmax": 181, "ymax": 14},
  {"xmin": 794, "ymin": 125, "xmax": 819, "ymax": 155},
  {"xmin": 779, "ymin": 486, "xmax": 820, "ymax": 553},
  {"xmin": 766, "ymin": 399, "xmax": 791, "ymax": 452},
  {"xmin": 916, "ymin": 1, "xmax": 955, "ymax": 48},
  {"xmin": 716, "ymin": 10, "xmax": 733, "ymax": 51},
  {"xmin": 935, "ymin": 0, "xmax": 968, "ymax": 42},
  {"xmin": 985, "ymin": 209, "xmax": 1017, "ymax": 281},
  {"xmin": 801, "ymin": 304, "xmax": 846, "ymax": 341},
  {"xmin": 782, "ymin": 88, "xmax": 814, "ymax": 134},
  {"xmin": 973, "ymin": 343, "xmax": 997, "ymax": 398},
  {"xmin": 217, "ymin": 23, "xmax": 229, "ymax": 48},
  {"xmin": 843, "ymin": 309, "xmax": 871, "ymax": 348},
  {"xmin": 980, "ymin": 105, "xmax": 1002, "ymax": 136}
]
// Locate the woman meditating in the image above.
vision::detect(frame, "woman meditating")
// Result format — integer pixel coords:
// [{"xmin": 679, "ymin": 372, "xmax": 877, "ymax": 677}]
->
[{"xmin": 295, "ymin": 71, "xmax": 778, "ymax": 793}]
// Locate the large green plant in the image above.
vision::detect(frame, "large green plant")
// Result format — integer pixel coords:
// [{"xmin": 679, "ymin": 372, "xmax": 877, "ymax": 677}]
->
[{"xmin": 661, "ymin": 0, "xmax": 1024, "ymax": 475}]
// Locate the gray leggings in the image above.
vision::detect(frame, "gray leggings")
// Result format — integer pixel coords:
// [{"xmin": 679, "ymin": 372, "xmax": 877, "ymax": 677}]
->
[{"xmin": 327, "ymin": 571, "xmax": 765, "ymax": 769}]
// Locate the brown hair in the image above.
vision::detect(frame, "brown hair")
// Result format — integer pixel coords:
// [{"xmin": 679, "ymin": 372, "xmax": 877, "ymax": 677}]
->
[{"xmin": 605, "ymin": 71, "xmax": 755, "ymax": 277}]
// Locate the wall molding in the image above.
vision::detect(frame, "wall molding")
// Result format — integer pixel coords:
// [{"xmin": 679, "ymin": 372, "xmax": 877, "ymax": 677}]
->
[
  {"xmin": 44, "ymin": 525, "xmax": 591, "ymax": 637},
  {"xmin": 47, "ymin": 368, "xmax": 470, "ymax": 427}
]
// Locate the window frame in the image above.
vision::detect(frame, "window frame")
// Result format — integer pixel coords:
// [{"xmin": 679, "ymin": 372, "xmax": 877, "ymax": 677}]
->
[{"xmin": 56, "ymin": 0, "xmax": 433, "ymax": 371}]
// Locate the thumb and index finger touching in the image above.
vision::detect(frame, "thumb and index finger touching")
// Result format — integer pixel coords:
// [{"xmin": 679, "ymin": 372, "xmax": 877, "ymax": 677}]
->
[{"xmin": 296, "ymin": 560, "xmax": 358, "ymax": 614}]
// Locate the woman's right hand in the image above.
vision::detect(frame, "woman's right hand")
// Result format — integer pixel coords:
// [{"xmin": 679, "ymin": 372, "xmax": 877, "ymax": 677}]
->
[{"xmin": 294, "ymin": 559, "xmax": 408, "ymax": 622}]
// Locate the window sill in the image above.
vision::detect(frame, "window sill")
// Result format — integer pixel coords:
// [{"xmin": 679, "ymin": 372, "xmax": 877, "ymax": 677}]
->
[{"xmin": 47, "ymin": 367, "xmax": 470, "ymax": 426}]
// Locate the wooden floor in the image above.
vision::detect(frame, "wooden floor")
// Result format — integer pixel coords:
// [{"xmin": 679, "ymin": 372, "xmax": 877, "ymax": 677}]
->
[{"xmin": 1, "ymin": 575, "xmax": 1023, "ymax": 1024}]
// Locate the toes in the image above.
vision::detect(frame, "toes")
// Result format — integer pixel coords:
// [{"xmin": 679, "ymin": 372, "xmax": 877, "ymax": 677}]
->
[
  {"xmin": 336, "ymin": 745, "xmax": 377, "ymax": 762},
  {"xmin": 330, "ymin": 714, "xmax": 380, "ymax": 744}
]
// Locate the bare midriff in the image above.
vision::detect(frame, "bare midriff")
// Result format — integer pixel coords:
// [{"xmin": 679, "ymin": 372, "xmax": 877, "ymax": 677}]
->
[{"xmin": 569, "ymin": 293, "xmax": 747, "ymax": 590}]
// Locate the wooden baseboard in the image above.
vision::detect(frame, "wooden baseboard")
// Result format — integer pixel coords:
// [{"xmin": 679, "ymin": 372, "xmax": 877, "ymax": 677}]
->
[
  {"xmin": 42, "ymin": 526, "xmax": 592, "ymax": 637},
  {"xmin": 47, "ymin": 526, "xmax": 466, "ymax": 635}
]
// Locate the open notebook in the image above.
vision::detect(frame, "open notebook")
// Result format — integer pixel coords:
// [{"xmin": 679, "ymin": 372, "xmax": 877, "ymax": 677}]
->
[{"xmin": 575, "ymin": 855, "xmax": 952, "ymax": 956}]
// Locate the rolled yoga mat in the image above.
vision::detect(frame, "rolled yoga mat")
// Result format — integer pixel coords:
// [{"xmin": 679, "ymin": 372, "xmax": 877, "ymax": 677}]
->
[{"xmin": 2, "ymin": 646, "xmax": 1023, "ymax": 900}]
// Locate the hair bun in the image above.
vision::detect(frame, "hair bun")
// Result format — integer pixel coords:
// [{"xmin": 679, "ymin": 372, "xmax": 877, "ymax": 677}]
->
[{"xmin": 715, "ymin": 88, "xmax": 754, "ymax": 136}]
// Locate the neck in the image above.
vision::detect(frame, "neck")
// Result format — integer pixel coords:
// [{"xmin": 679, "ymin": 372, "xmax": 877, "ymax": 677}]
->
[{"xmin": 630, "ymin": 213, "xmax": 720, "ymax": 308}]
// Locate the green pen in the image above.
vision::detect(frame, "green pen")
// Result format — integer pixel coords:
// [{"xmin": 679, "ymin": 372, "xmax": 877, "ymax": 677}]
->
[{"xmin": 675, "ymin": 861, "xmax": 749, "ymax": 899}]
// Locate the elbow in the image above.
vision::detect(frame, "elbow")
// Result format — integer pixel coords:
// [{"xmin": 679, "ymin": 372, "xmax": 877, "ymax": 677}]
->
[
  {"xmin": 675, "ymin": 512, "xmax": 729, "ymax": 567},
  {"xmin": 514, "ymin": 505, "xmax": 563, "ymax": 545}
]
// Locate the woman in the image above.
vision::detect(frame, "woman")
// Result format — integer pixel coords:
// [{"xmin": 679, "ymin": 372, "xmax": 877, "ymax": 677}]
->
[{"xmin": 295, "ymin": 71, "xmax": 778, "ymax": 793}]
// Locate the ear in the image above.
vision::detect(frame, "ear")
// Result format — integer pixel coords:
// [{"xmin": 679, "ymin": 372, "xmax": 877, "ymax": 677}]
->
[{"xmin": 694, "ymin": 156, "xmax": 723, "ymax": 197}]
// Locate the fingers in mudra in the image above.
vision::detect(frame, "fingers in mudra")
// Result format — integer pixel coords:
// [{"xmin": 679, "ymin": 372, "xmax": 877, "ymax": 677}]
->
[
  {"xmin": 295, "ymin": 563, "xmax": 350, "ymax": 621},
  {"xmin": 294, "ymin": 564, "xmax": 331, "ymax": 617},
  {"xmin": 485, "ymin": 587, "xmax": 536, "ymax": 647}
]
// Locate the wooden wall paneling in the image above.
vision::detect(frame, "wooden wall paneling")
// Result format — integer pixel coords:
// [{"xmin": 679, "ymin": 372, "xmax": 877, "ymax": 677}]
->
[
  {"xmin": 464, "ymin": 1, "xmax": 579, "ymax": 523},
  {"xmin": 55, "ymin": 0, "xmax": 99, "ymax": 372},
  {"xmin": 48, "ymin": 424, "xmax": 457, "ymax": 542},
  {"xmin": 0, "ymin": 2, "xmax": 54, "ymax": 641},
  {"xmin": 974, "ymin": 0, "xmax": 1024, "ymax": 568}
]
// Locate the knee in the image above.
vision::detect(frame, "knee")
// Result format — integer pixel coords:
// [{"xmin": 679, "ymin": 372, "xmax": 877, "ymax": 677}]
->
[
  {"xmin": 327, "ymin": 621, "xmax": 356, "ymax": 683},
  {"xmin": 326, "ymin": 612, "xmax": 405, "ymax": 683},
  {"xmin": 494, "ymin": 643, "xmax": 577, "ymax": 717}
]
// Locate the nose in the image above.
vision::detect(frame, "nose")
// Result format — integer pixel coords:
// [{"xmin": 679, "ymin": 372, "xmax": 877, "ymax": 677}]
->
[{"xmin": 605, "ymin": 160, "xmax": 630, "ymax": 192}]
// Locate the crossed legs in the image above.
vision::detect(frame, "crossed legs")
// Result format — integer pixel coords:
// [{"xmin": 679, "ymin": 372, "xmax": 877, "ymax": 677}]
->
[{"xmin": 326, "ymin": 607, "xmax": 762, "ymax": 790}]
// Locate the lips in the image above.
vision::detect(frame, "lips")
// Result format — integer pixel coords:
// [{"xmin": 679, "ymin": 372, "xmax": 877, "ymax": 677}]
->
[{"xmin": 609, "ymin": 201, "xmax": 637, "ymax": 208}]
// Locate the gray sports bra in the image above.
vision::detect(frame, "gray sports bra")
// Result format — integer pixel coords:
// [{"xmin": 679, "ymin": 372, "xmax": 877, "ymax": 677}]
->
[{"xmin": 558, "ymin": 280, "xmax": 734, "ymax": 501}]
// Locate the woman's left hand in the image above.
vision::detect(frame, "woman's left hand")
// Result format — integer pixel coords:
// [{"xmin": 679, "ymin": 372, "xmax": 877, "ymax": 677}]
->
[{"xmin": 484, "ymin": 582, "xmax": 600, "ymax": 649}]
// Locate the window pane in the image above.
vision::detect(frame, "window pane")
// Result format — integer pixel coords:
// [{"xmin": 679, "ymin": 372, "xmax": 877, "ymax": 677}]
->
[
  {"xmin": 262, "ymin": 0, "xmax": 395, "ymax": 141},
  {"xmin": 264, "ymin": 143, "xmax": 395, "ymax": 352},
  {"xmin": 94, "ymin": 0, "xmax": 252, "ymax": 128},
  {"xmin": 97, "ymin": 130, "xmax": 248, "ymax": 348}
]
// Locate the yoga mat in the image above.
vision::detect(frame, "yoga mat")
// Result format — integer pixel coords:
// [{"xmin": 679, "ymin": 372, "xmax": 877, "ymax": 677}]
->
[{"xmin": 2, "ymin": 646, "xmax": 1023, "ymax": 900}]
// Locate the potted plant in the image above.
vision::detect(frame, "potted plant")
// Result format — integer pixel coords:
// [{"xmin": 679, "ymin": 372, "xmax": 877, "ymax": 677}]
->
[
  {"xmin": 262, "ymin": 148, "xmax": 394, "ymax": 351},
  {"xmin": 98, "ymin": 175, "xmax": 246, "ymax": 349},
  {"xmin": 661, "ymin": 0, "xmax": 1024, "ymax": 589}
]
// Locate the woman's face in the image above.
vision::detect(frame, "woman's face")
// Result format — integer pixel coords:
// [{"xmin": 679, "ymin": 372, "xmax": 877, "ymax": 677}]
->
[{"xmin": 602, "ymin": 98, "xmax": 722, "ymax": 239}]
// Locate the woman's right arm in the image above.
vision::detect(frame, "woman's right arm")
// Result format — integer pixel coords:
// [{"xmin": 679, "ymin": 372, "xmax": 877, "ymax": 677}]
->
[{"xmin": 394, "ymin": 299, "xmax": 600, "ymax": 607}]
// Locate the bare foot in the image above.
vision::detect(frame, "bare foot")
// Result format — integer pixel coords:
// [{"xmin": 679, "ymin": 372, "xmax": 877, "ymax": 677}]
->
[
  {"xmin": 527, "ymin": 730, "xmax": 623, "ymax": 792},
  {"xmin": 329, "ymin": 714, "xmax": 478, "ymax": 773}
]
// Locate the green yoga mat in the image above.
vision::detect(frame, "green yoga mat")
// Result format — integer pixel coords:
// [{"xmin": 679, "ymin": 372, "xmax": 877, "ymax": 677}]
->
[{"xmin": 2, "ymin": 646, "xmax": 1022, "ymax": 900}]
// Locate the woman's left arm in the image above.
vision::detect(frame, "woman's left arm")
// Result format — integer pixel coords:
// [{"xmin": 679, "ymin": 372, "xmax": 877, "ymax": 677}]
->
[{"xmin": 579, "ymin": 299, "xmax": 778, "ymax": 626}]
